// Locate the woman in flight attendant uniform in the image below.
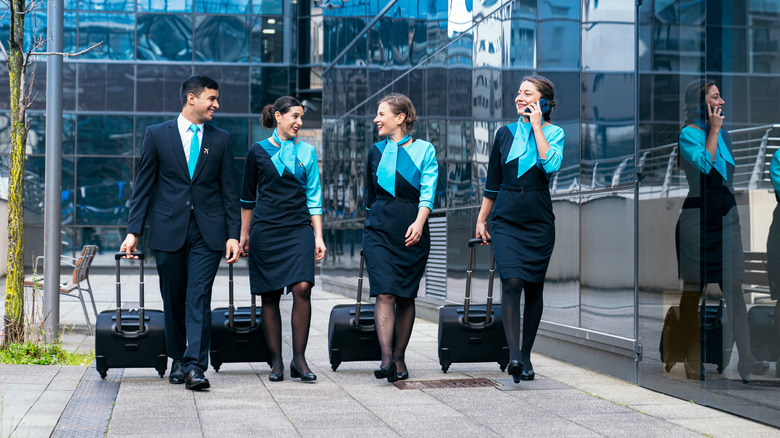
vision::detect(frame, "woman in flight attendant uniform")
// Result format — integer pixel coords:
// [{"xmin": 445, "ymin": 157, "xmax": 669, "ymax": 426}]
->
[
  {"xmin": 475, "ymin": 76, "xmax": 564, "ymax": 383},
  {"xmin": 239, "ymin": 96, "xmax": 326, "ymax": 382},
  {"xmin": 364, "ymin": 93, "xmax": 438, "ymax": 382}
]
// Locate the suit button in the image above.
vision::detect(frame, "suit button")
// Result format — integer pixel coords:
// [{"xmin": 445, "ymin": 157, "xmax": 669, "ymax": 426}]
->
[{"xmin": 185, "ymin": 201, "xmax": 191, "ymax": 206}]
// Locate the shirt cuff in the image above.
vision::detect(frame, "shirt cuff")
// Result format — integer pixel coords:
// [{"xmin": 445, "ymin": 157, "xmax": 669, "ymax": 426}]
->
[
  {"xmin": 483, "ymin": 189, "xmax": 498, "ymax": 199},
  {"xmin": 418, "ymin": 200, "xmax": 434, "ymax": 211},
  {"xmin": 309, "ymin": 207, "xmax": 323, "ymax": 215},
  {"xmin": 240, "ymin": 199, "xmax": 256, "ymax": 209}
]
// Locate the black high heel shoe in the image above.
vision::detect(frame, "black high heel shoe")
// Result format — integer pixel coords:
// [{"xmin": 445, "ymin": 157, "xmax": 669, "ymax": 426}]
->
[
  {"xmin": 507, "ymin": 360, "xmax": 522, "ymax": 384},
  {"xmin": 289, "ymin": 362, "xmax": 316, "ymax": 382},
  {"xmin": 268, "ymin": 366, "xmax": 284, "ymax": 382},
  {"xmin": 520, "ymin": 361, "xmax": 535, "ymax": 381},
  {"xmin": 374, "ymin": 362, "xmax": 398, "ymax": 382},
  {"xmin": 737, "ymin": 359, "xmax": 769, "ymax": 384}
]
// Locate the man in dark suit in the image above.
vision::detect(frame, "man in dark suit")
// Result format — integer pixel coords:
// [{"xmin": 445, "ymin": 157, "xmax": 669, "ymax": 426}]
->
[{"xmin": 121, "ymin": 75, "xmax": 241, "ymax": 390}]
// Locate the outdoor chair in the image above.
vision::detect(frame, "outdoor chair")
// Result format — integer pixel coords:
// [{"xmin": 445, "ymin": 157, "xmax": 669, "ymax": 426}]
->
[{"xmin": 24, "ymin": 245, "xmax": 99, "ymax": 334}]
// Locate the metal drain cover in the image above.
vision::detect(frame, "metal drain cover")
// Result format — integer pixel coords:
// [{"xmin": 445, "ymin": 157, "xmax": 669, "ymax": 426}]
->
[{"xmin": 393, "ymin": 378, "xmax": 499, "ymax": 390}]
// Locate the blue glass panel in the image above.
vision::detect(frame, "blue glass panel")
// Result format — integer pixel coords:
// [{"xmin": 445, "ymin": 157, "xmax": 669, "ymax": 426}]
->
[
  {"xmin": 79, "ymin": 0, "xmax": 133, "ymax": 11},
  {"xmin": 750, "ymin": 26, "xmax": 780, "ymax": 74},
  {"xmin": 539, "ymin": 0, "xmax": 579, "ymax": 19},
  {"xmin": 75, "ymin": 157, "xmax": 133, "ymax": 225},
  {"xmin": 197, "ymin": 66, "xmax": 249, "ymax": 114},
  {"xmin": 26, "ymin": 114, "xmax": 76, "ymax": 155},
  {"xmin": 135, "ymin": 116, "xmax": 170, "ymax": 156},
  {"xmin": 208, "ymin": 117, "xmax": 249, "ymax": 159},
  {"xmin": 195, "ymin": 15, "xmax": 249, "ymax": 62},
  {"xmin": 250, "ymin": 16, "xmax": 284, "ymax": 63},
  {"xmin": 538, "ymin": 20, "xmax": 579, "ymax": 70},
  {"xmin": 77, "ymin": 64, "xmax": 134, "ymax": 112},
  {"xmin": 78, "ymin": 13, "xmax": 135, "ymax": 60},
  {"xmin": 77, "ymin": 115, "xmax": 133, "ymax": 155},
  {"xmin": 253, "ymin": 0, "xmax": 282, "ymax": 15},
  {"xmin": 138, "ymin": 0, "xmax": 192, "ymax": 12},
  {"xmin": 582, "ymin": 0, "xmax": 634, "ymax": 23},
  {"xmin": 507, "ymin": 18, "xmax": 535, "ymax": 68},
  {"xmin": 582, "ymin": 22, "xmax": 634, "ymax": 72},
  {"xmin": 196, "ymin": 0, "xmax": 249, "ymax": 14},
  {"xmin": 136, "ymin": 14, "xmax": 193, "ymax": 61},
  {"xmin": 136, "ymin": 64, "xmax": 192, "ymax": 113},
  {"xmin": 24, "ymin": 157, "xmax": 75, "ymax": 225}
]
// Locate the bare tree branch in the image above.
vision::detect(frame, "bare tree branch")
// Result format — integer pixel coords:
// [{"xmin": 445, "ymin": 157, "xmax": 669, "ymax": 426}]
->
[
  {"xmin": 0, "ymin": 0, "xmax": 10, "ymax": 10},
  {"xmin": 24, "ymin": 0, "xmax": 44, "ymax": 13},
  {"xmin": 31, "ymin": 41, "xmax": 103, "ymax": 58}
]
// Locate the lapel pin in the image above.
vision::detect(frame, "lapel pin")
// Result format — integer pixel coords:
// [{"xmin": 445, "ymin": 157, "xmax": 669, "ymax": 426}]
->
[{"xmin": 203, "ymin": 149, "xmax": 209, "ymax": 155}]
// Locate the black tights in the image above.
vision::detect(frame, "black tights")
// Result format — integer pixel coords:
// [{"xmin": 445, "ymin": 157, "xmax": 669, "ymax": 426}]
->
[
  {"xmin": 501, "ymin": 278, "xmax": 544, "ymax": 368},
  {"xmin": 374, "ymin": 294, "xmax": 415, "ymax": 373},
  {"xmin": 261, "ymin": 282, "xmax": 313, "ymax": 374}
]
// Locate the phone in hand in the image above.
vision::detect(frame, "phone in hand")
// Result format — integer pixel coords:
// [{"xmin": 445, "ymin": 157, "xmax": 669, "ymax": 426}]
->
[
  {"xmin": 700, "ymin": 102, "xmax": 725, "ymax": 120},
  {"xmin": 525, "ymin": 98, "xmax": 551, "ymax": 116}
]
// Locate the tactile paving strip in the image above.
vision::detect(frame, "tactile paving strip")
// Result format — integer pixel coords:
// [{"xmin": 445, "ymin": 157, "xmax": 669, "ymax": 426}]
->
[
  {"xmin": 393, "ymin": 378, "xmax": 499, "ymax": 390},
  {"xmin": 51, "ymin": 364, "xmax": 123, "ymax": 438}
]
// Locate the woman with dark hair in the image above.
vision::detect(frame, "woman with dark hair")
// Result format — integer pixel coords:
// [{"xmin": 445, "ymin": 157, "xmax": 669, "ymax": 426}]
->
[
  {"xmin": 675, "ymin": 80, "xmax": 768, "ymax": 382},
  {"xmin": 239, "ymin": 96, "xmax": 326, "ymax": 382},
  {"xmin": 364, "ymin": 93, "xmax": 438, "ymax": 382},
  {"xmin": 475, "ymin": 76, "xmax": 564, "ymax": 383}
]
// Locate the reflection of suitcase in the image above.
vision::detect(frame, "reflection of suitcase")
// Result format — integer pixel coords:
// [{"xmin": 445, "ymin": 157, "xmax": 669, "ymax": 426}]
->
[
  {"xmin": 210, "ymin": 262, "xmax": 272, "ymax": 371},
  {"xmin": 327, "ymin": 251, "xmax": 382, "ymax": 371},
  {"xmin": 95, "ymin": 252, "xmax": 167, "ymax": 379},
  {"xmin": 659, "ymin": 298, "xmax": 732, "ymax": 374},
  {"xmin": 748, "ymin": 305, "xmax": 779, "ymax": 361},
  {"xmin": 437, "ymin": 238, "xmax": 509, "ymax": 373}
]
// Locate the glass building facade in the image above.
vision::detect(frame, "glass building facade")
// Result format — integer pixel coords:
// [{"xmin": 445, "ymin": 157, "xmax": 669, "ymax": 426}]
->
[
  {"xmin": 319, "ymin": 0, "xmax": 780, "ymax": 427},
  {"xmin": 0, "ymin": 0, "xmax": 778, "ymax": 427},
  {"xmin": 0, "ymin": 0, "xmax": 323, "ymax": 265}
]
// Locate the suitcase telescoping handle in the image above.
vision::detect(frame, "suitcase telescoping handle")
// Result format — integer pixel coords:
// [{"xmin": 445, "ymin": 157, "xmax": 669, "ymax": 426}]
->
[
  {"xmin": 227, "ymin": 258, "xmax": 257, "ymax": 329},
  {"xmin": 114, "ymin": 251, "xmax": 145, "ymax": 334},
  {"xmin": 354, "ymin": 250, "xmax": 365, "ymax": 320},
  {"xmin": 464, "ymin": 238, "xmax": 494, "ymax": 325}
]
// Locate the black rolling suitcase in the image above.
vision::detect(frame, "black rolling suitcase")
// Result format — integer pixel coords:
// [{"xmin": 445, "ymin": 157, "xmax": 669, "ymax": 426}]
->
[
  {"xmin": 437, "ymin": 238, "xmax": 509, "ymax": 373},
  {"xmin": 209, "ymin": 262, "xmax": 272, "ymax": 371},
  {"xmin": 327, "ymin": 250, "xmax": 382, "ymax": 371},
  {"xmin": 95, "ymin": 252, "xmax": 167, "ymax": 379},
  {"xmin": 748, "ymin": 305, "xmax": 779, "ymax": 361},
  {"xmin": 659, "ymin": 297, "xmax": 733, "ymax": 374}
]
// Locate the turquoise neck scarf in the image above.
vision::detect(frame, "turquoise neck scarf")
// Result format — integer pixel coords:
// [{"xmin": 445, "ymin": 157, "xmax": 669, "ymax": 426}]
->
[
  {"xmin": 376, "ymin": 134, "xmax": 411, "ymax": 196},
  {"xmin": 506, "ymin": 119, "xmax": 536, "ymax": 178},
  {"xmin": 272, "ymin": 128, "xmax": 297, "ymax": 177}
]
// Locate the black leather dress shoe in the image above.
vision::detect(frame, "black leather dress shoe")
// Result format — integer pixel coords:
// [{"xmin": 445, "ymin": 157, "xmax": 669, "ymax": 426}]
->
[
  {"xmin": 169, "ymin": 359, "xmax": 185, "ymax": 385},
  {"xmin": 290, "ymin": 362, "xmax": 316, "ymax": 382},
  {"xmin": 507, "ymin": 360, "xmax": 522, "ymax": 384},
  {"xmin": 185, "ymin": 368, "xmax": 210, "ymax": 390}
]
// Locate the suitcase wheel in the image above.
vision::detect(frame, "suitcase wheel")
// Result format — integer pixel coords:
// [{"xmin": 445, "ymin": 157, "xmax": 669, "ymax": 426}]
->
[
  {"xmin": 499, "ymin": 364, "xmax": 507, "ymax": 372},
  {"xmin": 717, "ymin": 365, "xmax": 724, "ymax": 373},
  {"xmin": 99, "ymin": 371, "xmax": 107, "ymax": 379},
  {"xmin": 664, "ymin": 363, "xmax": 674, "ymax": 373},
  {"xmin": 331, "ymin": 363, "xmax": 339, "ymax": 371},
  {"xmin": 441, "ymin": 365, "xmax": 449, "ymax": 373},
  {"xmin": 213, "ymin": 365, "xmax": 221, "ymax": 372},
  {"xmin": 159, "ymin": 372, "xmax": 165, "ymax": 378}
]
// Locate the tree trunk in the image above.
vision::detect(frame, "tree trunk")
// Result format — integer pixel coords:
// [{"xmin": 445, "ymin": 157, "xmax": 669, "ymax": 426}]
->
[{"xmin": 3, "ymin": 0, "xmax": 28, "ymax": 347}]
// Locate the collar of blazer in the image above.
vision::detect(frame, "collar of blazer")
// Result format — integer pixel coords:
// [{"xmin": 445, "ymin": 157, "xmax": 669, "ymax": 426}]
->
[{"xmin": 168, "ymin": 119, "xmax": 213, "ymax": 182}]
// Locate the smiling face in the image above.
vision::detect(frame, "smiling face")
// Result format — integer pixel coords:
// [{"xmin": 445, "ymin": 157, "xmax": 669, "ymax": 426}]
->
[
  {"xmin": 275, "ymin": 105, "xmax": 304, "ymax": 140},
  {"xmin": 374, "ymin": 102, "xmax": 405, "ymax": 138},
  {"xmin": 188, "ymin": 87, "xmax": 219, "ymax": 124},
  {"xmin": 705, "ymin": 85, "xmax": 725, "ymax": 111},
  {"xmin": 514, "ymin": 81, "xmax": 543, "ymax": 115}
]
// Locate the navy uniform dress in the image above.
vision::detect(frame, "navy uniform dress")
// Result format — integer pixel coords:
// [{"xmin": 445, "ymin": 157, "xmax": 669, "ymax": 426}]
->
[
  {"xmin": 241, "ymin": 138, "xmax": 322, "ymax": 294},
  {"xmin": 364, "ymin": 138, "xmax": 438, "ymax": 298},
  {"xmin": 485, "ymin": 121, "xmax": 565, "ymax": 282},
  {"xmin": 765, "ymin": 151, "xmax": 780, "ymax": 298},
  {"xmin": 675, "ymin": 124, "xmax": 743, "ymax": 286}
]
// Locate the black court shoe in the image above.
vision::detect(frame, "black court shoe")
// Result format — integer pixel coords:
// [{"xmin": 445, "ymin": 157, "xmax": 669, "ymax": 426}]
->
[
  {"xmin": 269, "ymin": 367, "xmax": 284, "ymax": 382},
  {"xmin": 290, "ymin": 362, "xmax": 317, "ymax": 382},
  {"xmin": 520, "ymin": 361, "xmax": 535, "ymax": 381},
  {"xmin": 374, "ymin": 362, "xmax": 398, "ymax": 382},
  {"xmin": 507, "ymin": 360, "xmax": 522, "ymax": 384}
]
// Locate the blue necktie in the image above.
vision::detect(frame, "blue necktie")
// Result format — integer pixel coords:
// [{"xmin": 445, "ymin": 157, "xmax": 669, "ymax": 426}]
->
[
  {"xmin": 188, "ymin": 124, "xmax": 199, "ymax": 179},
  {"xmin": 271, "ymin": 128, "xmax": 296, "ymax": 177},
  {"xmin": 376, "ymin": 134, "xmax": 411, "ymax": 196},
  {"xmin": 506, "ymin": 120, "xmax": 536, "ymax": 178},
  {"xmin": 694, "ymin": 119, "xmax": 734, "ymax": 180}
]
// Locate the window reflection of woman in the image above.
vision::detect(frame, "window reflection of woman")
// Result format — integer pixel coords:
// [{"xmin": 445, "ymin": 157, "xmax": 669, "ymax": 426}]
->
[
  {"xmin": 475, "ymin": 76, "xmax": 565, "ymax": 383},
  {"xmin": 767, "ymin": 151, "xmax": 780, "ymax": 377},
  {"xmin": 364, "ymin": 94, "xmax": 438, "ymax": 382},
  {"xmin": 675, "ymin": 80, "xmax": 769, "ymax": 382}
]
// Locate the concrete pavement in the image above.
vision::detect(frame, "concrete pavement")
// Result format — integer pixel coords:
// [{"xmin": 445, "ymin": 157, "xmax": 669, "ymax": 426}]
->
[{"xmin": 1, "ymin": 267, "xmax": 778, "ymax": 437}]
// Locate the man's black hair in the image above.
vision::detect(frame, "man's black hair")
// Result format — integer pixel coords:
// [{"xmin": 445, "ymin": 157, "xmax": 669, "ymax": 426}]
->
[{"xmin": 180, "ymin": 75, "xmax": 219, "ymax": 107}]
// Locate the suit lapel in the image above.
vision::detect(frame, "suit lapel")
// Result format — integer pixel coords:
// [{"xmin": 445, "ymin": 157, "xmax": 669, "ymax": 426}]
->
[
  {"xmin": 167, "ymin": 120, "xmax": 190, "ymax": 178},
  {"xmin": 191, "ymin": 124, "xmax": 212, "ymax": 181}
]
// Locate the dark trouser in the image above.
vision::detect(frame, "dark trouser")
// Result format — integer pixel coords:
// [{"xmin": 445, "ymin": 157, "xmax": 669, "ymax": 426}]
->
[{"xmin": 156, "ymin": 214, "xmax": 222, "ymax": 374}]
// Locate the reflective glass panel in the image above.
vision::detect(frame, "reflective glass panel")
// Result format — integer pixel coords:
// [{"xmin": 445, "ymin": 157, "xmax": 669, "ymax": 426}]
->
[
  {"xmin": 75, "ymin": 157, "xmax": 133, "ymax": 225},
  {"xmin": 77, "ymin": 115, "xmax": 134, "ymax": 155},
  {"xmin": 138, "ymin": 0, "xmax": 191, "ymax": 12},
  {"xmin": 136, "ymin": 65, "xmax": 192, "ymax": 113},
  {"xmin": 195, "ymin": 15, "xmax": 249, "ymax": 62},
  {"xmin": 253, "ymin": 0, "xmax": 282, "ymax": 15},
  {"xmin": 78, "ymin": 13, "xmax": 135, "ymax": 60},
  {"xmin": 136, "ymin": 14, "xmax": 193, "ymax": 61},
  {"xmin": 79, "ymin": 0, "xmax": 133, "ymax": 11},
  {"xmin": 196, "ymin": 0, "xmax": 248, "ymax": 14}
]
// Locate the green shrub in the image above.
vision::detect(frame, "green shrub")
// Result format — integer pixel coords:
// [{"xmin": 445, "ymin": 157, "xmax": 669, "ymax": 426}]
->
[{"xmin": 0, "ymin": 342, "xmax": 94, "ymax": 366}]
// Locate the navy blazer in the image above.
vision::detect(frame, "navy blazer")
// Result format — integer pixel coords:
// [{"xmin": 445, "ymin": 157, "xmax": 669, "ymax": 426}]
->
[{"xmin": 127, "ymin": 118, "xmax": 241, "ymax": 252}]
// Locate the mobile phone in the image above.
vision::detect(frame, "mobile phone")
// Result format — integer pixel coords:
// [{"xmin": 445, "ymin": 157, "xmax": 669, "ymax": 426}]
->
[
  {"xmin": 525, "ymin": 98, "xmax": 551, "ymax": 116},
  {"xmin": 700, "ymin": 102, "xmax": 725, "ymax": 119}
]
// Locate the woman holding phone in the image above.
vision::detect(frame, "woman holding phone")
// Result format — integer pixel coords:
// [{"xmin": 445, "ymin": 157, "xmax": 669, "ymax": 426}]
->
[
  {"xmin": 675, "ymin": 80, "xmax": 768, "ymax": 382},
  {"xmin": 364, "ymin": 93, "xmax": 438, "ymax": 382},
  {"xmin": 475, "ymin": 76, "xmax": 564, "ymax": 383}
]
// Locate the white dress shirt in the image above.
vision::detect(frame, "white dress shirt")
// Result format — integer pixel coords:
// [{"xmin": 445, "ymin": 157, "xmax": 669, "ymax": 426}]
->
[{"xmin": 177, "ymin": 114, "xmax": 204, "ymax": 162}]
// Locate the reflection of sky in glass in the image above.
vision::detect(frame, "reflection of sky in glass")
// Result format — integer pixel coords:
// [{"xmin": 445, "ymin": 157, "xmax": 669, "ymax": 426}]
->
[{"xmin": 138, "ymin": 0, "xmax": 192, "ymax": 12}]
